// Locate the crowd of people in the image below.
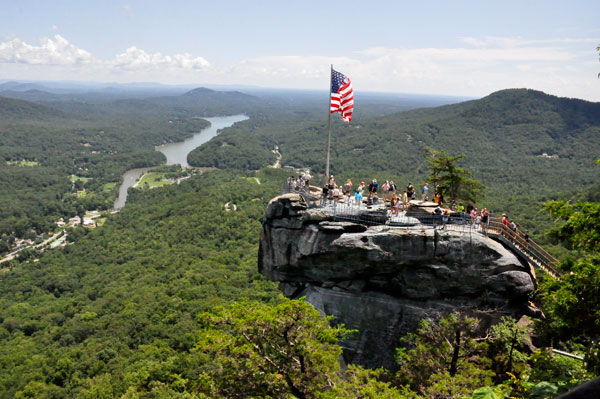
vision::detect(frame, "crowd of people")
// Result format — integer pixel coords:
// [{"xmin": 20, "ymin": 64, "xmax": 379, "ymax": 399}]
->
[
  {"xmin": 286, "ymin": 173, "xmax": 524, "ymax": 236},
  {"xmin": 317, "ymin": 176, "xmax": 419, "ymax": 211}
]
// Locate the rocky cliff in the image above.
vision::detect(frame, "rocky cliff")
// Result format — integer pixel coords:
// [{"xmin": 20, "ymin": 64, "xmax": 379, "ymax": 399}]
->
[{"xmin": 259, "ymin": 194, "xmax": 537, "ymax": 369}]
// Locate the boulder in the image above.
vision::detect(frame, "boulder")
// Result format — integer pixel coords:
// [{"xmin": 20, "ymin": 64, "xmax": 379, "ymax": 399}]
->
[{"xmin": 259, "ymin": 195, "xmax": 536, "ymax": 370}]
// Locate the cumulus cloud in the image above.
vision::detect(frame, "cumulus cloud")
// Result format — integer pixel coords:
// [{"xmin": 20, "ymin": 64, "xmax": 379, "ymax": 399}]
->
[
  {"xmin": 112, "ymin": 46, "xmax": 210, "ymax": 70},
  {"xmin": 0, "ymin": 34, "xmax": 95, "ymax": 65},
  {"xmin": 460, "ymin": 36, "xmax": 598, "ymax": 47},
  {"xmin": 226, "ymin": 35, "xmax": 597, "ymax": 101},
  {"xmin": 0, "ymin": 34, "xmax": 597, "ymax": 101},
  {"xmin": 233, "ymin": 55, "xmax": 356, "ymax": 80},
  {"xmin": 0, "ymin": 35, "xmax": 210, "ymax": 72}
]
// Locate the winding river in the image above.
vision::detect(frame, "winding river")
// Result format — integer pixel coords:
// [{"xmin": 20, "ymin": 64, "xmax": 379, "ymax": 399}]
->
[{"xmin": 113, "ymin": 114, "xmax": 248, "ymax": 210}]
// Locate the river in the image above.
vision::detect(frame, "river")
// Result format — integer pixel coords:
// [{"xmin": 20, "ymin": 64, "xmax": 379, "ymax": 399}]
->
[{"xmin": 113, "ymin": 114, "xmax": 248, "ymax": 209}]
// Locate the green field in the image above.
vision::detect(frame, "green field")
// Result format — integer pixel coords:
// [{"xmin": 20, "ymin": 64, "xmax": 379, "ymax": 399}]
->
[
  {"xmin": 6, "ymin": 160, "xmax": 39, "ymax": 167},
  {"xmin": 136, "ymin": 172, "xmax": 174, "ymax": 188},
  {"xmin": 75, "ymin": 189, "xmax": 91, "ymax": 198},
  {"xmin": 70, "ymin": 175, "xmax": 91, "ymax": 183},
  {"xmin": 102, "ymin": 182, "xmax": 118, "ymax": 192}
]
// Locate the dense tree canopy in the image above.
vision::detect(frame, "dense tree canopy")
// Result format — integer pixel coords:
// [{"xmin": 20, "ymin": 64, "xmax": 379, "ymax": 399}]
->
[{"xmin": 1, "ymin": 86, "xmax": 599, "ymax": 398}]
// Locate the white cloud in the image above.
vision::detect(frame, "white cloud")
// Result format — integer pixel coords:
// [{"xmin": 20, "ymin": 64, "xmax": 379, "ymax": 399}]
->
[
  {"xmin": 460, "ymin": 36, "xmax": 598, "ymax": 47},
  {"xmin": 0, "ymin": 34, "xmax": 597, "ymax": 101},
  {"xmin": 0, "ymin": 35, "xmax": 210, "ymax": 72},
  {"xmin": 0, "ymin": 34, "xmax": 94, "ymax": 65},
  {"xmin": 111, "ymin": 46, "xmax": 210, "ymax": 70},
  {"xmin": 220, "ymin": 36, "xmax": 599, "ymax": 101}
]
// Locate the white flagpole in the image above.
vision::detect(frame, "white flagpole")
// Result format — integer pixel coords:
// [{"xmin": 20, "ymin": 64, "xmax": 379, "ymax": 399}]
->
[{"xmin": 325, "ymin": 64, "xmax": 333, "ymax": 184}]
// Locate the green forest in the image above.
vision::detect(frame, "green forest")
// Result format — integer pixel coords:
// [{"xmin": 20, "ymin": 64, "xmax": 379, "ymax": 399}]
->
[
  {"xmin": 0, "ymin": 96, "xmax": 210, "ymax": 255},
  {"xmin": 0, "ymin": 87, "xmax": 599, "ymax": 398},
  {"xmin": 189, "ymin": 89, "xmax": 600, "ymax": 248}
]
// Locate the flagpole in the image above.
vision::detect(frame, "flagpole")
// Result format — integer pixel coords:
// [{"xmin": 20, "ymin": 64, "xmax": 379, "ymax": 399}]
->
[{"xmin": 325, "ymin": 64, "xmax": 333, "ymax": 185}]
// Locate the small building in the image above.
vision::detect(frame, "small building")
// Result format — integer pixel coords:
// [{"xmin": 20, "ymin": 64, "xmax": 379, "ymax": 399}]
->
[{"xmin": 69, "ymin": 216, "xmax": 81, "ymax": 226}]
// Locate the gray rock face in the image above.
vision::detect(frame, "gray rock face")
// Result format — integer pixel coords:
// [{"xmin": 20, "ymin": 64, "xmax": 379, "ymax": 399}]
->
[{"xmin": 259, "ymin": 195, "xmax": 536, "ymax": 370}]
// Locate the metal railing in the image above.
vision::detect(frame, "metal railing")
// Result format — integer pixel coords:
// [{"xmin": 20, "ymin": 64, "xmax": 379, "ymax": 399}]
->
[
  {"xmin": 486, "ymin": 218, "xmax": 562, "ymax": 278},
  {"xmin": 323, "ymin": 201, "xmax": 486, "ymax": 234},
  {"xmin": 279, "ymin": 183, "xmax": 561, "ymax": 279},
  {"xmin": 281, "ymin": 183, "xmax": 322, "ymax": 208}
]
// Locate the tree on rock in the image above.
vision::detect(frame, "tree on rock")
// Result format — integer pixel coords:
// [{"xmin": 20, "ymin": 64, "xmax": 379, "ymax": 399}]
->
[{"xmin": 425, "ymin": 146, "xmax": 484, "ymax": 204}]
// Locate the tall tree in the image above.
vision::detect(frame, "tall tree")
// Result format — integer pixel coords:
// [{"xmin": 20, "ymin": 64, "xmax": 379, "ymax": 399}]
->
[
  {"xmin": 425, "ymin": 147, "xmax": 484, "ymax": 204},
  {"xmin": 541, "ymin": 195, "xmax": 600, "ymax": 373},
  {"xmin": 395, "ymin": 313, "xmax": 493, "ymax": 398},
  {"xmin": 193, "ymin": 299, "xmax": 406, "ymax": 398}
]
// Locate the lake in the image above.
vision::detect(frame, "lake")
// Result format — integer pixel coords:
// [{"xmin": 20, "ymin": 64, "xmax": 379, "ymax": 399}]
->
[{"xmin": 113, "ymin": 114, "xmax": 248, "ymax": 209}]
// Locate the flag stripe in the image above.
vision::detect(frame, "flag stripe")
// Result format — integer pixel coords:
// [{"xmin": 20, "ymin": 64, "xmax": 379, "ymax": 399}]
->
[{"xmin": 330, "ymin": 69, "xmax": 354, "ymax": 122}]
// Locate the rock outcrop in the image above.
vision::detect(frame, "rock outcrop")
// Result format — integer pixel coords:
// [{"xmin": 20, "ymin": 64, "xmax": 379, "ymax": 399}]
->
[{"xmin": 259, "ymin": 194, "xmax": 537, "ymax": 370}]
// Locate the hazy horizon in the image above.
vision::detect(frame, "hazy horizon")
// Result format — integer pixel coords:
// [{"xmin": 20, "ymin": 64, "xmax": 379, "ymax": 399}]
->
[{"xmin": 2, "ymin": 1, "xmax": 599, "ymax": 101}]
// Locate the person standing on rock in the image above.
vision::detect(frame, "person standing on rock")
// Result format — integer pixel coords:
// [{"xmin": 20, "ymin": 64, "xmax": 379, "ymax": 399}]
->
[
  {"xmin": 470, "ymin": 207, "xmax": 478, "ymax": 225},
  {"xmin": 355, "ymin": 188, "xmax": 363, "ymax": 207},
  {"xmin": 368, "ymin": 179, "xmax": 378, "ymax": 195},
  {"xmin": 433, "ymin": 205, "xmax": 442, "ymax": 228},
  {"xmin": 407, "ymin": 182, "xmax": 415, "ymax": 200},
  {"xmin": 421, "ymin": 182, "xmax": 429, "ymax": 202},
  {"xmin": 345, "ymin": 190, "xmax": 353, "ymax": 206},
  {"xmin": 389, "ymin": 196, "xmax": 397, "ymax": 216},
  {"xmin": 344, "ymin": 179, "xmax": 353, "ymax": 196},
  {"xmin": 303, "ymin": 171, "xmax": 311, "ymax": 187},
  {"xmin": 332, "ymin": 185, "xmax": 340, "ymax": 203},
  {"xmin": 402, "ymin": 190, "xmax": 409, "ymax": 211},
  {"xmin": 441, "ymin": 209, "xmax": 450, "ymax": 229},
  {"xmin": 481, "ymin": 208, "xmax": 489, "ymax": 233},
  {"xmin": 382, "ymin": 180, "xmax": 390, "ymax": 203},
  {"xmin": 322, "ymin": 183, "xmax": 329, "ymax": 205}
]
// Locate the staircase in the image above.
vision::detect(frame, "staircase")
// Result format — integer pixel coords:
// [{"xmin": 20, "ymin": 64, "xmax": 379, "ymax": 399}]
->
[{"xmin": 485, "ymin": 217, "xmax": 562, "ymax": 280}]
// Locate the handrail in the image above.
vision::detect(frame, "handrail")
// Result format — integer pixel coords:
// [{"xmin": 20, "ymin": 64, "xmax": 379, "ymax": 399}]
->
[
  {"xmin": 487, "ymin": 217, "xmax": 561, "ymax": 278},
  {"xmin": 279, "ymin": 182, "xmax": 561, "ymax": 279},
  {"xmin": 281, "ymin": 183, "xmax": 322, "ymax": 208}
]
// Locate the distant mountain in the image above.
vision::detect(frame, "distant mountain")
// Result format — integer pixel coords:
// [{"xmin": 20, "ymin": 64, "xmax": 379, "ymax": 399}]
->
[
  {"xmin": 0, "ymin": 96, "xmax": 65, "ymax": 121},
  {"xmin": 38, "ymin": 97, "xmax": 175, "ymax": 117},
  {"xmin": 0, "ymin": 81, "xmax": 49, "ymax": 92},
  {"xmin": 0, "ymin": 89, "xmax": 63, "ymax": 102},
  {"xmin": 189, "ymin": 88, "xmax": 600, "ymax": 208},
  {"xmin": 181, "ymin": 87, "xmax": 255, "ymax": 100},
  {"xmin": 149, "ymin": 87, "xmax": 262, "ymax": 116}
]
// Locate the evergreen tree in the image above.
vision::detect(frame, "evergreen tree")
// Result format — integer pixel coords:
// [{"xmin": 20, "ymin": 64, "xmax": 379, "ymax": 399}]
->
[{"xmin": 425, "ymin": 147, "xmax": 484, "ymax": 204}]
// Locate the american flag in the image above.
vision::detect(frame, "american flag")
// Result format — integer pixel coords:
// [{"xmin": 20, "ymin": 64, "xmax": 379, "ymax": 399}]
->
[{"xmin": 330, "ymin": 69, "xmax": 354, "ymax": 122}]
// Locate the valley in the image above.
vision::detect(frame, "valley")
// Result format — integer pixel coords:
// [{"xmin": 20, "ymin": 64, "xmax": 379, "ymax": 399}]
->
[{"xmin": 0, "ymin": 84, "xmax": 598, "ymax": 398}]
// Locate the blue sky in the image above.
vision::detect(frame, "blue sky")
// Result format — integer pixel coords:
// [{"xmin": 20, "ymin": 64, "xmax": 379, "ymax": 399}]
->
[{"xmin": 1, "ymin": 0, "xmax": 599, "ymax": 100}]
